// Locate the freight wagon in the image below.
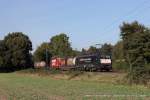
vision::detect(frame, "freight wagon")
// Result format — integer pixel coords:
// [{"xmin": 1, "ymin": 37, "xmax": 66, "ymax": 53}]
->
[
  {"xmin": 51, "ymin": 57, "xmax": 76, "ymax": 70},
  {"xmin": 34, "ymin": 61, "xmax": 46, "ymax": 69},
  {"xmin": 51, "ymin": 54, "xmax": 112, "ymax": 71},
  {"xmin": 51, "ymin": 57, "xmax": 66, "ymax": 69}
]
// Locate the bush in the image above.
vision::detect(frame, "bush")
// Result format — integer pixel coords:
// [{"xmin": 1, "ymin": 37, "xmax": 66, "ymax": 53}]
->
[
  {"xmin": 113, "ymin": 60, "xmax": 128, "ymax": 71},
  {"xmin": 126, "ymin": 67, "xmax": 150, "ymax": 85},
  {"xmin": 126, "ymin": 57, "xmax": 150, "ymax": 85}
]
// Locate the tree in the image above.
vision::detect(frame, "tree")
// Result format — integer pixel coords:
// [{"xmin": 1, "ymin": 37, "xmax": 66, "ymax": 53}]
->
[
  {"xmin": 34, "ymin": 42, "xmax": 52, "ymax": 62},
  {"xmin": 87, "ymin": 46, "xmax": 98, "ymax": 55},
  {"xmin": 81, "ymin": 44, "xmax": 113, "ymax": 56},
  {"xmin": 100, "ymin": 43, "xmax": 113, "ymax": 55},
  {"xmin": 81, "ymin": 48, "xmax": 87, "ymax": 55},
  {"xmin": 112, "ymin": 41, "xmax": 128, "ymax": 70},
  {"xmin": 0, "ymin": 40, "xmax": 6, "ymax": 67},
  {"xmin": 120, "ymin": 21, "xmax": 150, "ymax": 84},
  {"xmin": 70, "ymin": 49, "xmax": 81, "ymax": 57},
  {"xmin": 3, "ymin": 32, "xmax": 33, "ymax": 70},
  {"xmin": 50, "ymin": 33, "xmax": 73, "ymax": 57},
  {"xmin": 112, "ymin": 41, "xmax": 124, "ymax": 61}
]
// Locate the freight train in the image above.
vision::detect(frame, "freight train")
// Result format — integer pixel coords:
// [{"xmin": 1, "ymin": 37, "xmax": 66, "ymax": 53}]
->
[{"xmin": 35, "ymin": 54, "xmax": 112, "ymax": 72}]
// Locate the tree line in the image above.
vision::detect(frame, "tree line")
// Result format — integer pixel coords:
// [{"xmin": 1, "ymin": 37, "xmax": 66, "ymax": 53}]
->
[
  {"xmin": 0, "ymin": 32, "xmax": 113, "ymax": 72},
  {"xmin": 0, "ymin": 21, "xmax": 150, "ymax": 84},
  {"xmin": 33, "ymin": 33, "xmax": 113, "ymax": 64}
]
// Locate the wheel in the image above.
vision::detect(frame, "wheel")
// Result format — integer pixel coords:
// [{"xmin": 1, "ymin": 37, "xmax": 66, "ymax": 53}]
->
[{"xmin": 106, "ymin": 68, "xmax": 110, "ymax": 72}]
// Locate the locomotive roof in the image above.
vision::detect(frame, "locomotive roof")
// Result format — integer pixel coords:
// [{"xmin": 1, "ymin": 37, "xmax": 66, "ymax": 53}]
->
[
  {"xmin": 77, "ymin": 54, "xmax": 111, "ymax": 58},
  {"xmin": 77, "ymin": 54, "xmax": 99, "ymax": 58}
]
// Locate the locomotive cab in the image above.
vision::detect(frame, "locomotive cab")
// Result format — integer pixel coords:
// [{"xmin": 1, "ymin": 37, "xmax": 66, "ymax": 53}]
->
[{"xmin": 100, "ymin": 55, "xmax": 112, "ymax": 71}]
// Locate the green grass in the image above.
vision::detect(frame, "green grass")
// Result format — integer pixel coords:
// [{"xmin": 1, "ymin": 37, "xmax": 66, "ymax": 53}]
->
[{"xmin": 0, "ymin": 72, "xmax": 150, "ymax": 100}]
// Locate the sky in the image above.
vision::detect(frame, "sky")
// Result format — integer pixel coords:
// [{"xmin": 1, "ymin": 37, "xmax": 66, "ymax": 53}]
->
[{"xmin": 0, "ymin": 0, "xmax": 150, "ymax": 51}]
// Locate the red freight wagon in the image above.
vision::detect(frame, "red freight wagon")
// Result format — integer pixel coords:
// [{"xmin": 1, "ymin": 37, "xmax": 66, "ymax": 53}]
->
[{"xmin": 51, "ymin": 57, "xmax": 66, "ymax": 68}]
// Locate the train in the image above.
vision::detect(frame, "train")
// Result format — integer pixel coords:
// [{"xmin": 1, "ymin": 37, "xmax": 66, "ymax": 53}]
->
[{"xmin": 34, "ymin": 54, "xmax": 112, "ymax": 72}]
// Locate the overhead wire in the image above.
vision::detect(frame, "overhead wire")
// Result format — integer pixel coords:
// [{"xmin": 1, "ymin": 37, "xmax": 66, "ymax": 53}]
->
[{"xmin": 101, "ymin": 0, "xmax": 150, "ymax": 34}]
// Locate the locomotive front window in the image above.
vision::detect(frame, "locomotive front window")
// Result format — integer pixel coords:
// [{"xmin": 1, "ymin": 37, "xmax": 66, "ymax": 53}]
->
[
  {"xmin": 105, "ymin": 56, "xmax": 111, "ymax": 59},
  {"xmin": 100, "ymin": 55, "xmax": 111, "ymax": 59}
]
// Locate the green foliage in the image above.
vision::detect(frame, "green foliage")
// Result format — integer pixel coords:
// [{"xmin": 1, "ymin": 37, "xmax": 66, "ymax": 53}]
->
[
  {"xmin": 50, "ymin": 33, "xmax": 72, "ymax": 57},
  {"xmin": 112, "ymin": 41, "xmax": 124, "ymax": 60},
  {"xmin": 81, "ymin": 48, "xmax": 87, "ymax": 55},
  {"xmin": 100, "ymin": 43, "xmax": 113, "ymax": 55},
  {"xmin": 86, "ymin": 46, "xmax": 98, "ymax": 55},
  {"xmin": 126, "ymin": 57, "xmax": 150, "ymax": 84},
  {"xmin": 0, "ymin": 40, "xmax": 5, "ymax": 67},
  {"xmin": 112, "ymin": 41, "xmax": 127, "ymax": 71},
  {"xmin": 81, "ymin": 44, "xmax": 113, "ymax": 56},
  {"xmin": 113, "ymin": 61, "xmax": 128, "ymax": 71},
  {"xmin": 33, "ymin": 33, "xmax": 79, "ymax": 65},
  {"xmin": 0, "ymin": 57, "xmax": 3, "ymax": 67},
  {"xmin": 0, "ymin": 32, "xmax": 33, "ymax": 71},
  {"xmin": 120, "ymin": 21, "xmax": 150, "ymax": 84},
  {"xmin": 34, "ymin": 42, "xmax": 52, "ymax": 62},
  {"xmin": 50, "ymin": 33, "xmax": 74, "ymax": 57},
  {"xmin": 71, "ymin": 49, "xmax": 81, "ymax": 56}
]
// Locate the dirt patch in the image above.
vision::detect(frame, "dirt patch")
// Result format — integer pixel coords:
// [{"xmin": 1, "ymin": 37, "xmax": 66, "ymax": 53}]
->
[
  {"xmin": 0, "ymin": 90, "xmax": 8, "ymax": 100},
  {"xmin": 47, "ymin": 95, "xmax": 65, "ymax": 100}
]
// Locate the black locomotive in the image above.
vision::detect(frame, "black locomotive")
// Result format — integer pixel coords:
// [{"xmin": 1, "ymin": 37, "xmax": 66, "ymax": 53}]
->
[{"xmin": 75, "ymin": 54, "xmax": 112, "ymax": 71}]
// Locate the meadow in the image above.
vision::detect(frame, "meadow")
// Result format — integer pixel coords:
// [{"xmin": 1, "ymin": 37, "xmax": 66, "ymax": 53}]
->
[{"xmin": 0, "ymin": 70, "xmax": 150, "ymax": 100}]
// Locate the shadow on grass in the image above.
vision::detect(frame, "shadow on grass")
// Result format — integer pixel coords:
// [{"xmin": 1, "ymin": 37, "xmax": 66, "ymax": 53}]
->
[{"xmin": 0, "ymin": 67, "xmax": 34, "ymax": 73}]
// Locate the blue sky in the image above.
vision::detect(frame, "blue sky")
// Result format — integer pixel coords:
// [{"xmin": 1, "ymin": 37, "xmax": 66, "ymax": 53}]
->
[{"xmin": 0, "ymin": 0, "xmax": 150, "ymax": 51}]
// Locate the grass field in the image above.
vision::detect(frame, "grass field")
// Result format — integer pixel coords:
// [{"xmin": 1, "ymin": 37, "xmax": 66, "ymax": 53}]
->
[{"xmin": 0, "ymin": 71, "xmax": 150, "ymax": 100}]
